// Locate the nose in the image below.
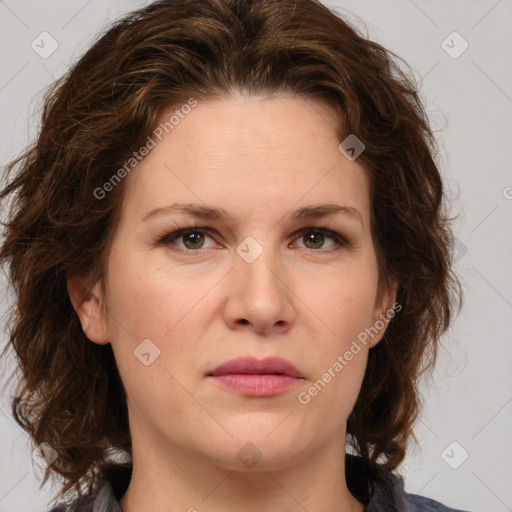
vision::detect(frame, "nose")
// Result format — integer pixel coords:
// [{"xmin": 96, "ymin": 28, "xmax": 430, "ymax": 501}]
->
[{"xmin": 222, "ymin": 242, "xmax": 296, "ymax": 337}]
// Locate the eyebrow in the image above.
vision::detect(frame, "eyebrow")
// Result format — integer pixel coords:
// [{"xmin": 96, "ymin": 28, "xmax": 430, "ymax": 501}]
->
[{"xmin": 141, "ymin": 202, "xmax": 364, "ymax": 227}]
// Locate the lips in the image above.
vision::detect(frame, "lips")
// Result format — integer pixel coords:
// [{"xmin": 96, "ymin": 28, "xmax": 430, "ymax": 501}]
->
[
  {"xmin": 207, "ymin": 356, "xmax": 304, "ymax": 379},
  {"xmin": 207, "ymin": 356, "xmax": 305, "ymax": 397}
]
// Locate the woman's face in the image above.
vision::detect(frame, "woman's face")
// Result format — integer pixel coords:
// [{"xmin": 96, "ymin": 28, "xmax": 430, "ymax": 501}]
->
[{"xmin": 70, "ymin": 94, "xmax": 396, "ymax": 472}]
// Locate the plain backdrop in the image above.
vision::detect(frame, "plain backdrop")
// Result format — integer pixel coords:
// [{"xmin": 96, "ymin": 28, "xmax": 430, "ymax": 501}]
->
[{"xmin": 1, "ymin": 1, "xmax": 511, "ymax": 511}]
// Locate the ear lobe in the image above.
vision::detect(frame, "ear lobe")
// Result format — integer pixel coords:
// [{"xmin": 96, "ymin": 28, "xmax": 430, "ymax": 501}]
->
[
  {"xmin": 67, "ymin": 275, "xmax": 110, "ymax": 345},
  {"xmin": 369, "ymin": 278, "xmax": 399, "ymax": 349}
]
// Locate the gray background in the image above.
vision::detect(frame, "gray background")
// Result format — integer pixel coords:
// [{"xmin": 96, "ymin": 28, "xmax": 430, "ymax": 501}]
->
[{"xmin": 1, "ymin": 1, "xmax": 511, "ymax": 511}]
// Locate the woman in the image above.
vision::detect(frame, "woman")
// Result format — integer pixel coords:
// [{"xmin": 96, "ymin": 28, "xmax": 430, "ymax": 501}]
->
[{"xmin": 0, "ymin": 0, "xmax": 467, "ymax": 510}]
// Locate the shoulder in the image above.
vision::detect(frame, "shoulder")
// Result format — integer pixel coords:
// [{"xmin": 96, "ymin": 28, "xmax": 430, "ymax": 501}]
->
[
  {"xmin": 47, "ymin": 496, "xmax": 96, "ymax": 512},
  {"xmin": 384, "ymin": 470, "xmax": 474, "ymax": 512},
  {"xmin": 345, "ymin": 453, "xmax": 473, "ymax": 512},
  {"xmin": 47, "ymin": 498, "xmax": 94, "ymax": 512},
  {"xmin": 402, "ymin": 491, "xmax": 473, "ymax": 511},
  {"xmin": 46, "ymin": 478, "xmax": 122, "ymax": 512},
  {"xmin": 46, "ymin": 463, "xmax": 130, "ymax": 512}
]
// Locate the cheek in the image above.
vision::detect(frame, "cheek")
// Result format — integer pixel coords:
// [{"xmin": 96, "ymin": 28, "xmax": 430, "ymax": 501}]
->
[
  {"xmin": 294, "ymin": 262, "xmax": 377, "ymax": 406},
  {"xmin": 298, "ymin": 285, "xmax": 371, "ymax": 425},
  {"xmin": 300, "ymin": 264, "xmax": 379, "ymax": 341},
  {"xmin": 104, "ymin": 249, "xmax": 213, "ymax": 376},
  {"xmin": 106, "ymin": 247, "xmax": 198, "ymax": 336}
]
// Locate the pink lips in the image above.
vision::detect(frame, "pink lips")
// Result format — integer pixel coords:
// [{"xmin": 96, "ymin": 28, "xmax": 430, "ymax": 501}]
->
[{"xmin": 207, "ymin": 356, "xmax": 305, "ymax": 397}]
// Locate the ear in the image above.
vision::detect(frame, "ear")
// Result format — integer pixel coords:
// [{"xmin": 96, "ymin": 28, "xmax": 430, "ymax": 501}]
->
[
  {"xmin": 368, "ymin": 278, "xmax": 399, "ymax": 349},
  {"xmin": 67, "ymin": 275, "xmax": 110, "ymax": 345}
]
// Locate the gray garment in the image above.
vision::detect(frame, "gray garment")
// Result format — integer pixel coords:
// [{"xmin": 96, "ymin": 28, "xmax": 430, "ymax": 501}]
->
[{"xmin": 48, "ymin": 455, "xmax": 472, "ymax": 512}]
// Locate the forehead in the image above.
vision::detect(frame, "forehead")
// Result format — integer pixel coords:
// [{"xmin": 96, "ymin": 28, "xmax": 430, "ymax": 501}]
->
[{"xmin": 121, "ymin": 95, "xmax": 371, "ymax": 228}]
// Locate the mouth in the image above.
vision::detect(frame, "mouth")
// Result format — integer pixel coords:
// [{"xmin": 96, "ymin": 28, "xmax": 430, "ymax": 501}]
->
[
  {"xmin": 207, "ymin": 356, "xmax": 304, "ymax": 379},
  {"xmin": 206, "ymin": 356, "xmax": 305, "ymax": 397}
]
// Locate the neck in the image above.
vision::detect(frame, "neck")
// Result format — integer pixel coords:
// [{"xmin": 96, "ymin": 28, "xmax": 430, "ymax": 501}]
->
[{"xmin": 118, "ymin": 429, "xmax": 365, "ymax": 512}]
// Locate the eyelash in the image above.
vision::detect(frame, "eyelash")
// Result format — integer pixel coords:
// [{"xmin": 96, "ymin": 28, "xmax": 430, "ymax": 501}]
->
[{"xmin": 156, "ymin": 224, "xmax": 348, "ymax": 254}]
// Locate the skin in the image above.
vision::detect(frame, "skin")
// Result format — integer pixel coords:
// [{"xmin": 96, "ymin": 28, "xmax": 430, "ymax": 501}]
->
[{"xmin": 68, "ymin": 94, "xmax": 397, "ymax": 512}]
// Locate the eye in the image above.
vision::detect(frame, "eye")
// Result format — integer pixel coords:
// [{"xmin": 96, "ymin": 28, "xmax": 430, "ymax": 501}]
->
[
  {"xmin": 157, "ymin": 225, "xmax": 348, "ymax": 253},
  {"xmin": 292, "ymin": 227, "xmax": 347, "ymax": 253},
  {"xmin": 158, "ymin": 227, "xmax": 216, "ymax": 251}
]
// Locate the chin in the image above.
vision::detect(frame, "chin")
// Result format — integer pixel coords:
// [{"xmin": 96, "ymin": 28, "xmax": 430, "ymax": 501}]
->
[{"xmin": 198, "ymin": 428, "xmax": 310, "ymax": 471}]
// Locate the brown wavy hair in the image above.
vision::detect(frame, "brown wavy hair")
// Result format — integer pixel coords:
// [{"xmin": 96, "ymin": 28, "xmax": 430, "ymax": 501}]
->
[{"xmin": 0, "ymin": 0, "xmax": 463, "ymax": 504}]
